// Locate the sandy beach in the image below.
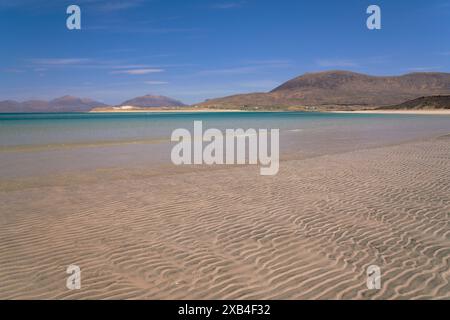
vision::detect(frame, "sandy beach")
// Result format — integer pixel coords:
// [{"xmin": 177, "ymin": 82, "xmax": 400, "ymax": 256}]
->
[
  {"xmin": 90, "ymin": 109, "xmax": 450, "ymax": 115},
  {"xmin": 1, "ymin": 133, "xmax": 449, "ymax": 299},
  {"xmin": 89, "ymin": 107, "xmax": 247, "ymax": 113},
  {"xmin": 2, "ymin": 0, "xmax": 450, "ymax": 304},
  {"xmin": 332, "ymin": 110, "xmax": 450, "ymax": 115}
]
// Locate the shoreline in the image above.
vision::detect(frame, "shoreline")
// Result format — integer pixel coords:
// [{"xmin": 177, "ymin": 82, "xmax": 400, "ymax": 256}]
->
[
  {"xmin": 331, "ymin": 109, "xmax": 450, "ymax": 115},
  {"xmin": 89, "ymin": 108, "xmax": 248, "ymax": 113},
  {"xmin": 89, "ymin": 108, "xmax": 450, "ymax": 115},
  {"xmin": 3, "ymin": 109, "xmax": 450, "ymax": 115}
]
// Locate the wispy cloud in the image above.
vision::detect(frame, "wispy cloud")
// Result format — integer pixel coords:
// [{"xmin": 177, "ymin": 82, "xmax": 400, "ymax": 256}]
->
[
  {"xmin": 111, "ymin": 68, "xmax": 164, "ymax": 75},
  {"xmin": 29, "ymin": 58, "xmax": 92, "ymax": 65},
  {"xmin": 110, "ymin": 64, "xmax": 153, "ymax": 69},
  {"xmin": 27, "ymin": 58, "xmax": 166, "ymax": 73}
]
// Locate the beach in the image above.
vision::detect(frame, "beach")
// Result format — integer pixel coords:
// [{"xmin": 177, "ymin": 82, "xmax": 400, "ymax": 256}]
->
[
  {"xmin": 0, "ymin": 112, "xmax": 449, "ymax": 299},
  {"xmin": 332, "ymin": 110, "xmax": 450, "ymax": 115},
  {"xmin": 2, "ymin": 0, "xmax": 449, "ymax": 304}
]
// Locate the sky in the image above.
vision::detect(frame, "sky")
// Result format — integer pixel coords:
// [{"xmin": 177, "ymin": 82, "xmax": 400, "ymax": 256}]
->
[{"xmin": 0, "ymin": 0, "xmax": 449, "ymax": 104}]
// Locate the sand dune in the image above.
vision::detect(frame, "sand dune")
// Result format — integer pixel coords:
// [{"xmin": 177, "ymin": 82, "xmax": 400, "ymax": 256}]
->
[{"xmin": 0, "ymin": 137, "xmax": 449, "ymax": 299}]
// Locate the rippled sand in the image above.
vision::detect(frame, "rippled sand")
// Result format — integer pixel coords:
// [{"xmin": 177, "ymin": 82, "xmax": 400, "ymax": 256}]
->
[{"xmin": 0, "ymin": 136, "xmax": 449, "ymax": 299}]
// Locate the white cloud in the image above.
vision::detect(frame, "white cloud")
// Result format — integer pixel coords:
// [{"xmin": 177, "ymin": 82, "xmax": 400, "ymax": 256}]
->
[
  {"xmin": 29, "ymin": 58, "xmax": 92, "ymax": 65},
  {"xmin": 110, "ymin": 68, "xmax": 164, "ymax": 75},
  {"xmin": 110, "ymin": 64, "xmax": 152, "ymax": 69}
]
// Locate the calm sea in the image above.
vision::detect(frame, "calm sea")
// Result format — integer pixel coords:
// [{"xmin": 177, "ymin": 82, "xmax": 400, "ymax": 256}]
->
[{"xmin": 1, "ymin": 112, "xmax": 450, "ymax": 178}]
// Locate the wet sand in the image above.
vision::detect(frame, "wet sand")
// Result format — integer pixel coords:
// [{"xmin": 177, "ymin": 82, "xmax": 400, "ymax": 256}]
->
[{"xmin": 0, "ymin": 135, "xmax": 449, "ymax": 299}]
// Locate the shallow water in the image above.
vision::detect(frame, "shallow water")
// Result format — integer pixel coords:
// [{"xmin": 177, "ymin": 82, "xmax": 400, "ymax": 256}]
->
[{"xmin": 1, "ymin": 112, "xmax": 450, "ymax": 178}]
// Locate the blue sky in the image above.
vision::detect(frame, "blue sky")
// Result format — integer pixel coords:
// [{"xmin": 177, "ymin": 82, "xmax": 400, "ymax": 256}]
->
[{"xmin": 0, "ymin": 0, "xmax": 449, "ymax": 104}]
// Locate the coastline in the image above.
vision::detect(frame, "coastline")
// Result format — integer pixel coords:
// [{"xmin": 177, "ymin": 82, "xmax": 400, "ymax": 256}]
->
[
  {"xmin": 89, "ymin": 108, "xmax": 450, "ymax": 115},
  {"xmin": 89, "ymin": 108, "xmax": 248, "ymax": 113},
  {"xmin": 331, "ymin": 109, "xmax": 450, "ymax": 115},
  {"xmin": 4, "ymin": 108, "xmax": 449, "ymax": 115}
]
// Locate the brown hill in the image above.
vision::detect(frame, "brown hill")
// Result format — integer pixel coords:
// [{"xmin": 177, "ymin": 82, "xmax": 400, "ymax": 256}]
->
[
  {"xmin": 198, "ymin": 71, "xmax": 450, "ymax": 110},
  {"xmin": 380, "ymin": 95, "xmax": 450, "ymax": 110},
  {"xmin": 121, "ymin": 94, "xmax": 185, "ymax": 107}
]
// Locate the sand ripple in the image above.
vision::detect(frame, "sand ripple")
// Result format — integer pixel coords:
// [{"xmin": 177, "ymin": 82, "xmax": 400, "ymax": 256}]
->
[{"xmin": 0, "ymin": 137, "xmax": 449, "ymax": 299}]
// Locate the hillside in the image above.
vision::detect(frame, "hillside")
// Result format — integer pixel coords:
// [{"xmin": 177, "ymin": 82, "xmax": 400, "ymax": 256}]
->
[
  {"xmin": 198, "ymin": 71, "xmax": 450, "ymax": 110},
  {"xmin": 380, "ymin": 95, "xmax": 450, "ymax": 110},
  {"xmin": 120, "ymin": 95, "xmax": 185, "ymax": 107}
]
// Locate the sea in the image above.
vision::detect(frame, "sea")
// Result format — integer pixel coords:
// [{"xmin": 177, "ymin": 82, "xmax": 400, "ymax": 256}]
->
[{"xmin": 1, "ymin": 112, "xmax": 450, "ymax": 178}]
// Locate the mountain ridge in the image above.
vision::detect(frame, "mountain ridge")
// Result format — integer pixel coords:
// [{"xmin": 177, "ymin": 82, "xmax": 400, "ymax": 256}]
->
[
  {"xmin": 0, "ymin": 94, "xmax": 186, "ymax": 112},
  {"xmin": 3, "ymin": 71, "xmax": 450, "ymax": 112},
  {"xmin": 0, "ymin": 96, "xmax": 107, "ymax": 113},
  {"xmin": 120, "ymin": 94, "xmax": 185, "ymax": 107},
  {"xmin": 198, "ymin": 70, "xmax": 450, "ymax": 110}
]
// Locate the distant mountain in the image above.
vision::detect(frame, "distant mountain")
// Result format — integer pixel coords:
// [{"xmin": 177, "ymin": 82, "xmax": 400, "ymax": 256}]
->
[
  {"xmin": 198, "ymin": 71, "xmax": 450, "ymax": 110},
  {"xmin": 380, "ymin": 95, "xmax": 450, "ymax": 110},
  {"xmin": 121, "ymin": 94, "xmax": 185, "ymax": 107},
  {"xmin": 48, "ymin": 96, "xmax": 106, "ymax": 112},
  {"xmin": 0, "ymin": 94, "xmax": 186, "ymax": 112},
  {"xmin": 0, "ymin": 100, "xmax": 22, "ymax": 112},
  {"xmin": 0, "ymin": 96, "xmax": 106, "ymax": 112}
]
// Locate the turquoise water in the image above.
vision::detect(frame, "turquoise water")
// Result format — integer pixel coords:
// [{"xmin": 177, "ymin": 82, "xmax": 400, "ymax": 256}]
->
[
  {"xmin": 1, "ymin": 112, "xmax": 450, "ymax": 178},
  {"xmin": 2, "ymin": 111, "xmax": 450, "ymax": 147},
  {"xmin": 0, "ymin": 111, "xmax": 370, "ymax": 147}
]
